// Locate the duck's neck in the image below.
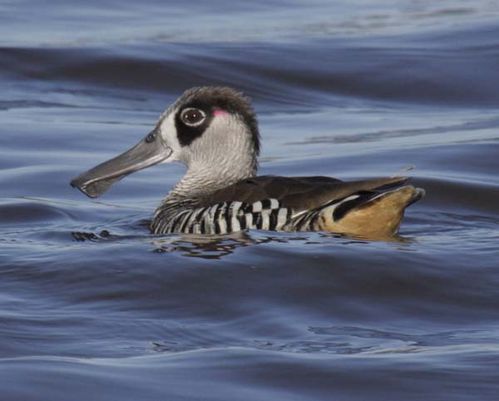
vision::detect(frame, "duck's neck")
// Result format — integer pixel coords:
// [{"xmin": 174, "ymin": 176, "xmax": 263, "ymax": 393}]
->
[{"xmin": 168, "ymin": 159, "xmax": 257, "ymax": 202}]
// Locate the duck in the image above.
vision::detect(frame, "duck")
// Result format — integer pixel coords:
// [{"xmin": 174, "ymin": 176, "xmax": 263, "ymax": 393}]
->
[{"xmin": 71, "ymin": 86, "xmax": 424, "ymax": 238}]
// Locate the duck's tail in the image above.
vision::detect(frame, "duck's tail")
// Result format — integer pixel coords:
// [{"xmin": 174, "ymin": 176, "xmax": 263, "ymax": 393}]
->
[{"xmin": 314, "ymin": 185, "xmax": 425, "ymax": 239}]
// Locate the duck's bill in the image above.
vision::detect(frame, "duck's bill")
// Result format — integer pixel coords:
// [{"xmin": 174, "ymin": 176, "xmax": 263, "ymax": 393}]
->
[{"xmin": 70, "ymin": 132, "xmax": 172, "ymax": 198}]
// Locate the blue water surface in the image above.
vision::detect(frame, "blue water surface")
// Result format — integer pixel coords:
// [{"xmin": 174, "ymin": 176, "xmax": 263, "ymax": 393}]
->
[{"xmin": 1, "ymin": 1, "xmax": 499, "ymax": 400}]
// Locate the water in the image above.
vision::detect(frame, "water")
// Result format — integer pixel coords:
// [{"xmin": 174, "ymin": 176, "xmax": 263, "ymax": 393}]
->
[{"xmin": 1, "ymin": 1, "xmax": 499, "ymax": 400}]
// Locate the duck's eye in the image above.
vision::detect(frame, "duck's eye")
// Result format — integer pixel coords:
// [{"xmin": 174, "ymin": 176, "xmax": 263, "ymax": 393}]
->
[{"xmin": 180, "ymin": 108, "xmax": 206, "ymax": 126}]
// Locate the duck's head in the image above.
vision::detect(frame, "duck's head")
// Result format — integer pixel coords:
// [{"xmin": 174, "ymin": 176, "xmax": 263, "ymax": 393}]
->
[{"xmin": 71, "ymin": 87, "xmax": 260, "ymax": 198}]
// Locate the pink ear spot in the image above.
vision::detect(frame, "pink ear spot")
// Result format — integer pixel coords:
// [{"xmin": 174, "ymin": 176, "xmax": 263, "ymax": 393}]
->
[{"xmin": 213, "ymin": 109, "xmax": 228, "ymax": 117}]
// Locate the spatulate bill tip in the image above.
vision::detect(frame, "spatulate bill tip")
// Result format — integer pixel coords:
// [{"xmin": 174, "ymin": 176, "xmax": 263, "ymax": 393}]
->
[{"xmin": 70, "ymin": 177, "xmax": 108, "ymax": 198}]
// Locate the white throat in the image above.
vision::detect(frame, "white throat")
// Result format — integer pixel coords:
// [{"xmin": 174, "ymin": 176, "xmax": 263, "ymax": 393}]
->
[{"xmin": 170, "ymin": 114, "xmax": 258, "ymax": 199}]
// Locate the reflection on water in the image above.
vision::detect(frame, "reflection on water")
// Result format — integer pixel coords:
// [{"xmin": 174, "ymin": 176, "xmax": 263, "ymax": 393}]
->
[
  {"xmin": 69, "ymin": 227, "xmax": 417, "ymax": 259},
  {"xmin": 152, "ymin": 233, "xmax": 254, "ymax": 259}
]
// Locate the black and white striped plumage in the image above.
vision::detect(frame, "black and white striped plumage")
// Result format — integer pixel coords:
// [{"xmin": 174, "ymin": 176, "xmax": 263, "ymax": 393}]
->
[
  {"xmin": 71, "ymin": 86, "xmax": 424, "ymax": 239},
  {"xmin": 151, "ymin": 198, "xmax": 291, "ymax": 235}
]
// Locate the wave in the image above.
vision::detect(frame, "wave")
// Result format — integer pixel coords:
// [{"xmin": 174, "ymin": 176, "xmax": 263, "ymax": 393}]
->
[{"xmin": 1, "ymin": 23, "xmax": 499, "ymax": 107}]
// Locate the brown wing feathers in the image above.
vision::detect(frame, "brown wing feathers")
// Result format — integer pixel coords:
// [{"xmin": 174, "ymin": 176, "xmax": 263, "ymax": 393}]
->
[{"xmin": 207, "ymin": 175, "xmax": 410, "ymax": 212}]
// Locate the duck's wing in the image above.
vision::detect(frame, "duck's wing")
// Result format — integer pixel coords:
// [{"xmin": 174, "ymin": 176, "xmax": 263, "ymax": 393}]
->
[{"xmin": 206, "ymin": 175, "xmax": 410, "ymax": 211}]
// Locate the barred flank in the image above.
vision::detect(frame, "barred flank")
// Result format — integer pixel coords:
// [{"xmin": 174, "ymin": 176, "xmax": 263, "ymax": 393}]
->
[{"xmin": 152, "ymin": 198, "xmax": 289, "ymax": 234}]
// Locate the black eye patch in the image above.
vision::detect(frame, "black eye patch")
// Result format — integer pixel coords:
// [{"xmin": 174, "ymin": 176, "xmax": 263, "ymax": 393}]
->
[{"xmin": 175, "ymin": 105, "xmax": 214, "ymax": 147}]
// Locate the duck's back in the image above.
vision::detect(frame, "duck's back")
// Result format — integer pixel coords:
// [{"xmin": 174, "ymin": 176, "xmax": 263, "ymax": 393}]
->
[{"xmin": 205, "ymin": 175, "xmax": 409, "ymax": 210}]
